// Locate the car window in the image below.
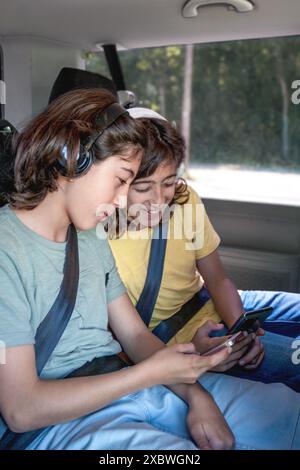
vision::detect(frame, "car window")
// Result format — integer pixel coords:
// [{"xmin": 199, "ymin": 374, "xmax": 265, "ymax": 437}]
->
[{"xmin": 85, "ymin": 35, "xmax": 300, "ymax": 206}]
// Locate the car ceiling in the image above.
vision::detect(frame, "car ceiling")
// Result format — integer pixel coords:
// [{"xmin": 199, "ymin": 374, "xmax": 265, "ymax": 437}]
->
[{"xmin": 0, "ymin": 0, "xmax": 300, "ymax": 50}]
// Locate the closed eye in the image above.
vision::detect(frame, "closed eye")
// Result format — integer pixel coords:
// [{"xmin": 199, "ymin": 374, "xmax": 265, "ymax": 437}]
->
[
  {"xmin": 118, "ymin": 177, "xmax": 128, "ymax": 185},
  {"xmin": 133, "ymin": 186, "xmax": 151, "ymax": 193}
]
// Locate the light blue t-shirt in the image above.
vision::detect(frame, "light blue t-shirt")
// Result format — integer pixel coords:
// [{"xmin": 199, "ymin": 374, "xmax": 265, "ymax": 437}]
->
[
  {"xmin": 0, "ymin": 205, "xmax": 126, "ymax": 438},
  {"xmin": 0, "ymin": 205, "xmax": 126, "ymax": 376}
]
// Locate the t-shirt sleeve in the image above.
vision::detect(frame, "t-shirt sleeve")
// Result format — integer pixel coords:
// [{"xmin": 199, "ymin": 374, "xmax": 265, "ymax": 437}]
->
[
  {"xmin": 103, "ymin": 242, "xmax": 127, "ymax": 305},
  {"xmin": 195, "ymin": 210, "xmax": 221, "ymax": 259},
  {"xmin": 0, "ymin": 250, "xmax": 34, "ymax": 347},
  {"xmin": 187, "ymin": 187, "xmax": 221, "ymax": 260}
]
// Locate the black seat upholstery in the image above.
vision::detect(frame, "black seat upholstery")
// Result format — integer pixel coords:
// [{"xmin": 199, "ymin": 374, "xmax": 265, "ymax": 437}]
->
[
  {"xmin": 49, "ymin": 67, "xmax": 136, "ymax": 107},
  {"xmin": 48, "ymin": 67, "xmax": 118, "ymax": 103}
]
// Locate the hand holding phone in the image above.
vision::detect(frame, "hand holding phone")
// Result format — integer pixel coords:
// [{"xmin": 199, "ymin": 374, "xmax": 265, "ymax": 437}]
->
[
  {"xmin": 201, "ymin": 331, "xmax": 244, "ymax": 357},
  {"xmin": 227, "ymin": 307, "xmax": 273, "ymax": 335}
]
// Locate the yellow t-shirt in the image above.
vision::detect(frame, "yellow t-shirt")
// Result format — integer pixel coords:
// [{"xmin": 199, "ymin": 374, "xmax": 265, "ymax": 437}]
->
[{"xmin": 109, "ymin": 186, "xmax": 222, "ymax": 344}]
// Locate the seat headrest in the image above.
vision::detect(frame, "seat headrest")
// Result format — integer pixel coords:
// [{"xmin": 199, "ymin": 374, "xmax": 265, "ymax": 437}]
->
[{"xmin": 48, "ymin": 67, "xmax": 118, "ymax": 103}]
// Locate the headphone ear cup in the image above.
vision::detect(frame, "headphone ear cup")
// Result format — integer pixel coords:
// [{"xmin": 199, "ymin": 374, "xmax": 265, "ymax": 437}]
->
[
  {"xmin": 75, "ymin": 144, "xmax": 94, "ymax": 176},
  {"xmin": 56, "ymin": 144, "xmax": 94, "ymax": 177},
  {"xmin": 54, "ymin": 102, "xmax": 127, "ymax": 178}
]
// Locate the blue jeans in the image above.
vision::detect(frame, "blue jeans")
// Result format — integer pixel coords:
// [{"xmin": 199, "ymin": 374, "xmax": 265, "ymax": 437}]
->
[
  {"xmin": 225, "ymin": 290, "xmax": 300, "ymax": 392},
  {"xmin": 27, "ymin": 375, "xmax": 300, "ymax": 450}
]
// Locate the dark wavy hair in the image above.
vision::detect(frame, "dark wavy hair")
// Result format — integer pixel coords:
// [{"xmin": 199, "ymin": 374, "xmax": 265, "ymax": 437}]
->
[
  {"xmin": 3, "ymin": 88, "xmax": 146, "ymax": 210},
  {"xmin": 108, "ymin": 117, "xmax": 190, "ymax": 238},
  {"xmin": 135, "ymin": 117, "xmax": 189, "ymax": 205}
]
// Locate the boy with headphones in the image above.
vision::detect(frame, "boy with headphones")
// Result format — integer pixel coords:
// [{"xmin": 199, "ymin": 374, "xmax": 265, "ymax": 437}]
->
[{"xmin": 0, "ymin": 88, "xmax": 299, "ymax": 450}]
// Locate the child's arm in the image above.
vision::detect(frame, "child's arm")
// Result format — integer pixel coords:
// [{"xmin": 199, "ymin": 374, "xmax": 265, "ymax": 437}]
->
[
  {"xmin": 196, "ymin": 248, "xmax": 244, "ymax": 328},
  {"xmin": 108, "ymin": 293, "xmax": 234, "ymax": 450},
  {"xmin": 196, "ymin": 249, "xmax": 264, "ymax": 369},
  {"xmin": 0, "ymin": 297, "xmax": 224, "ymax": 434},
  {"xmin": 107, "ymin": 293, "xmax": 230, "ymax": 388}
]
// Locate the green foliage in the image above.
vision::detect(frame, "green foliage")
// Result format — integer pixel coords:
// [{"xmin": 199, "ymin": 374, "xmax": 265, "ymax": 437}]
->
[{"xmin": 84, "ymin": 37, "xmax": 300, "ymax": 169}]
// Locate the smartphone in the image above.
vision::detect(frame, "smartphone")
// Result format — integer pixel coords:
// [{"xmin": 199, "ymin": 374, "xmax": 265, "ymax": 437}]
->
[
  {"xmin": 201, "ymin": 331, "xmax": 244, "ymax": 357},
  {"xmin": 227, "ymin": 306, "xmax": 273, "ymax": 335}
]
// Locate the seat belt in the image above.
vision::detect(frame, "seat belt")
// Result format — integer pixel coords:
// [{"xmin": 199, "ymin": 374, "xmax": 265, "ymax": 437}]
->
[
  {"xmin": 0, "ymin": 223, "xmax": 79, "ymax": 450},
  {"xmin": 151, "ymin": 286, "xmax": 211, "ymax": 343},
  {"xmin": 35, "ymin": 224, "xmax": 79, "ymax": 374},
  {"xmin": 135, "ymin": 221, "xmax": 211, "ymax": 342},
  {"xmin": 135, "ymin": 222, "xmax": 169, "ymax": 326}
]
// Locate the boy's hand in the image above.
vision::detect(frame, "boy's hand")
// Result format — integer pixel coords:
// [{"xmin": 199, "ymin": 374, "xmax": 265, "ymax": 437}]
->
[
  {"xmin": 192, "ymin": 320, "xmax": 263, "ymax": 372},
  {"xmin": 187, "ymin": 387, "xmax": 235, "ymax": 450},
  {"xmin": 144, "ymin": 342, "xmax": 231, "ymax": 386}
]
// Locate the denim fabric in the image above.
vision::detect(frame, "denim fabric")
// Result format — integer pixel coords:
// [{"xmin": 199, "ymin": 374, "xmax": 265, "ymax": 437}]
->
[
  {"xmin": 27, "ymin": 375, "xmax": 300, "ymax": 450},
  {"xmin": 225, "ymin": 290, "xmax": 300, "ymax": 392}
]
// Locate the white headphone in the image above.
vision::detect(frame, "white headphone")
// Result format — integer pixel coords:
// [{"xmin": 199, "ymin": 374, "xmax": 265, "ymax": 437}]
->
[
  {"xmin": 127, "ymin": 107, "xmax": 167, "ymax": 121},
  {"xmin": 127, "ymin": 107, "xmax": 184, "ymax": 178}
]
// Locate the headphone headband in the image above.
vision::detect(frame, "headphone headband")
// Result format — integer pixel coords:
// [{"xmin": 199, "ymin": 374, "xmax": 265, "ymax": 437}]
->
[
  {"xmin": 56, "ymin": 102, "xmax": 128, "ymax": 178},
  {"xmin": 85, "ymin": 102, "xmax": 128, "ymax": 151}
]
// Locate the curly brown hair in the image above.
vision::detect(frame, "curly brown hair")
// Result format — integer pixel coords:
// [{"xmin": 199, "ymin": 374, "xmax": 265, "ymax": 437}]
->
[
  {"xmin": 6, "ymin": 88, "xmax": 146, "ymax": 210},
  {"xmin": 135, "ymin": 117, "xmax": 189, "ymax": 205},
  {"xmin": 107, "ymin": 117, "xmax": 190, "ymax": 238}
]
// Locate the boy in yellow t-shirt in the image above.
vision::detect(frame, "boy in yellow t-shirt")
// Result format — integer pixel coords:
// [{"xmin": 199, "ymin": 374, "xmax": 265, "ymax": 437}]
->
[
  {"xmin": 110, "ymin": 184, "xmax": 222, "ymax": 343},
  {"xmin": 109, "ymin": 108, "xmax": 300, "ymax": 392}
]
